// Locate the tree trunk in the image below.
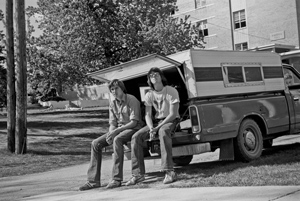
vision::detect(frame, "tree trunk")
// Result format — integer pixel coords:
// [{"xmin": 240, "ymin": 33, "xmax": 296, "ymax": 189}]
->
[
  {"xmin": 15, "ymin": 0, "xmax": 27, "ymax": 154},
  {"xmin": 6, "ymin": 0, "xmax": 16, "ymax": 153}
]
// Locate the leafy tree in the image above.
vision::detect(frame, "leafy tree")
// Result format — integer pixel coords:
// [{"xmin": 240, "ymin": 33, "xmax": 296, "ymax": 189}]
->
[
  {"xmin": 0, "ymin": 10, "xmax": 7, "ymax": 107},
  {"xmin": 26, "ymin": 0, "xmax": 205, "ymax": 93}
]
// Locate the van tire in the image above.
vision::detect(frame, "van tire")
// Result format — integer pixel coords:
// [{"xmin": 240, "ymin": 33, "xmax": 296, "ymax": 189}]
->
[
  {"xmin": 234, "ymin": 119, "xmax": 263, "ymax": 162},
  {"xmin": 173, "ymin": 155, "xmax": 193, "ymax": 166}
]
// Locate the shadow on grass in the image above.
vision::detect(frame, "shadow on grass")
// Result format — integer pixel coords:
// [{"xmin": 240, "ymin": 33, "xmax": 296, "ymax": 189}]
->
[
  {"xmin": 27, "ymin": 149, "xmax": 113, "ymax": 157},
  {"xmin": 28, "ymin": 109, "xmax": 109, "ymax": 116},
  {"xmin": 25, "ymin": 131, "xmax": 113, "ymax": 156},
  {"xmin": 175, "ymin": 142, "xmax": 300, "ymax": 177},
  {"xmin": 27, "ymin": 120, "xmax": 108, "ymax": 129}
]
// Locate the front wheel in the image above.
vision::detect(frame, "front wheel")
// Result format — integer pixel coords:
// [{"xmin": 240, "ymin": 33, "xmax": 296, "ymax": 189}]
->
[
  {"xmin": 234, "ymin": 119, "xmax": 263, "ymax": 162},
  {"xmin": 173, "ymin": 155, "xmax": 193, "ymax": 166}
]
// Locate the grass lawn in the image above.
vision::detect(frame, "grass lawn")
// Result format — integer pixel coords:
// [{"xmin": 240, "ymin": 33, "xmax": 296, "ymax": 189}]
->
[
  {"xmin": 1, "ymin": 106, "xmax": 300, "ymax": 186},
  {"xmin": 0, "ymin": 106, "xmax": 112, "ymax": 177}
]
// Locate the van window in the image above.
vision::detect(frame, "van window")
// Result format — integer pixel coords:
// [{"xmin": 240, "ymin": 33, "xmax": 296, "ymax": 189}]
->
[
  {"xmin": 245, "ymin": 67, "xmax": 263, "ymax": 82},
  {"xmin": 222, "ymin": 63, "xmax": 264, "ymax": 87},
  {"xmin": 227, "ymin": 66, "xmax": 243, "ymax": 83},
  {"xmin": 283, "ymin": 68, "xmax": 300, "ymax": 86}
]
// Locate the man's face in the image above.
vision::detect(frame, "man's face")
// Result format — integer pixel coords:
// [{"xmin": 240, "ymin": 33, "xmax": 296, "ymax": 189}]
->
[
  {"xmin": 149, "ymin": 72, "xmax": 161, "ymax": 84},
  {"xmin": 110, "ymin": 85, "xmax": 123, "ymax": 99}
]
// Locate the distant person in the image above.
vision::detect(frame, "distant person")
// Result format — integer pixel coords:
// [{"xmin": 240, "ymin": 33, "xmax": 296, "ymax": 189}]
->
[
  {"xmin": 79, "ymin": 79, "xmax": 143, "ymax": 190},
  {"xmin": 126, "ymin": 67, "xmax": 180, "ymax": 186}
]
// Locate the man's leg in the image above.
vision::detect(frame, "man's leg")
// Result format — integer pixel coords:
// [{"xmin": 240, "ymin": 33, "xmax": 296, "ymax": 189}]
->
[
  {"xmin": 158, "ymin": 122, "xmax": 177, "ymax": 184},
  {"xmin": 111, "ymin": 129, "xmax": 136, "ymax": 181},
  {"xmin": 87, "ymin": 133, "xmax": 109, "ymax": 184},
  {"xmin": 130, "ymin": 126, "xmax": 149, "ymax": 176},
  {"xmin": 80, "ymin": 133, "xmax": 109, "ymax": 191},
  {"xmin": 159, "ymin": 122, "xmax": 175, "ymax": 171}
]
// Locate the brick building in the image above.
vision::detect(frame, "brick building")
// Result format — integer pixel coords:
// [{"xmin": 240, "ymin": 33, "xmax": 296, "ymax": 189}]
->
[{"xmin": 174, "ymin": 0, "xmax": 300, "ymax": 69}]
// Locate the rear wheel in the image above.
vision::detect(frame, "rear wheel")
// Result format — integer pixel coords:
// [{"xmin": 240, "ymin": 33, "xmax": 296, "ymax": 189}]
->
[
  {"xmin": 173, "ymin": 155, "xmax": 193, "ymax": 166},
  {"xmin": 234, "ymin": 119, "xmax": 263, "ymax": 162}
]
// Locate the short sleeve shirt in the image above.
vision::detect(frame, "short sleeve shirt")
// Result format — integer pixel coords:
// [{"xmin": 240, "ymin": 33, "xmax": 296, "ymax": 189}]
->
[
  {"xmin": 144, "ymin": 86, "xmax": 180, "ymax": 119},
  {"xmin": 109, "ymin": 94, "xmax": 143, "ymax": 129}
]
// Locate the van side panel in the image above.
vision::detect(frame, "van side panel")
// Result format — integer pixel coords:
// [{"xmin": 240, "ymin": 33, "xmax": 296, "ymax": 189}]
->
[{"xmin": 196, "ymin": 95, "xmax": 290, "ymax": 142}]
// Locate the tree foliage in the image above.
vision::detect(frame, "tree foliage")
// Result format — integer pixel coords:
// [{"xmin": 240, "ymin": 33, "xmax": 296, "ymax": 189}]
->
[
  {"xmin": 0, "ymin": 9, "xmax": 7, "ymax": 107},
  {"xmin": 26, "ymin": 0, "xmax": 205, "ymax": 93}
]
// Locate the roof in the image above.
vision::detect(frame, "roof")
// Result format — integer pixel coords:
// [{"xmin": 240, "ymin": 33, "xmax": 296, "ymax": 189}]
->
[
  {"xmin": 280, "ymin": 49, "xmax": 300, "ymax": 60},
  {"xmin": 87, "ymin": 53, "xmax": 184, "ymax": 82}
]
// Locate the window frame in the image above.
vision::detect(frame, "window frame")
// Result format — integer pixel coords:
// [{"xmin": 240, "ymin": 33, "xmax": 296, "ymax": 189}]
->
[
  {"xmin": 196, "ymin": 20, "xmax": 208, "ymax": 36},
  {"xmin": 195, "ymin": 0, "xmax": 207, "ymax": 8},
  {"xmin": 233, "ymin": 9, "xmax": 246, "ymax": 29},
  {"xmin": 283, "ymin": 67, "xmax": 300, "ymax": 87},
  {"xmin": 235, "ymin": 42, "xmax": 248, "ymax": 51},
  {"xmin": 222, "ymin": 63, "xmax": 265, "ymax": 87}
]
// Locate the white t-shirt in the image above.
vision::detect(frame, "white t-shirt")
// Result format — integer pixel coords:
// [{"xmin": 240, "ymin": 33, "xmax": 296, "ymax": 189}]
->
[{"xmin": 144, "ymin": 86, "xmax": 180, "ymax": 119}]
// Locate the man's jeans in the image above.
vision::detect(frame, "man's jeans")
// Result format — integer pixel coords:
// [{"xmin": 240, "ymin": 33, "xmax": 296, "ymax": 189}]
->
[
  {"xmin": 130, "ymin": 121, "xmax": 176, "ymax": 176},
  {"xmin": 87, "ymin": 129, "xmax": 136, "ymax": 183}
]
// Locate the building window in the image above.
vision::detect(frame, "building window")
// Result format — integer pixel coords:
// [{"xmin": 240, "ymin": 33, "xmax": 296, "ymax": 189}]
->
[
  {"xmin": 235, "ymin": 42, "xmax": 248, "ymax": 51},
  {"xmin": 195, "ymin": 0, "xmax": 206, "ymax": 8},
  {"xmin": 233, "ymin": 9, "xmax": 246, "ymax": 29},
  {"xmin": 196, "ymin": 20, "xmax": 208, "ymax": 36}
]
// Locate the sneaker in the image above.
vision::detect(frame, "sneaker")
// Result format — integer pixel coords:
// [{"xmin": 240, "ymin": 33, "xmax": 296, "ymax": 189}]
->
[
  {"xmin": 79, "ymin": 181, "xmax": 101, "ymax": 191},
  {"xmin": 106, "ymin": 180, "xmax": 121, "ymax": 189},
  {"xmin": 125, "ymin": 175, "xmax": 145, "ymax": 186},
  {"xmin": 163, "ymin": 170, "xmax": 177, "ymax": 184}
]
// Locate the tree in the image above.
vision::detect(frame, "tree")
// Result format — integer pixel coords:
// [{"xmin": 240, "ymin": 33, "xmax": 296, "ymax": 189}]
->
[
  {"xmin": 5, "ymin": 0, "xmax": 17, "ymax": 153},
  {"xmin": 15, "ymin": 0, "xmax": 27, "ymax": 154},
  {"xmin": 26, "ymin": 0, "xmax": 205, "ymax": 93}
]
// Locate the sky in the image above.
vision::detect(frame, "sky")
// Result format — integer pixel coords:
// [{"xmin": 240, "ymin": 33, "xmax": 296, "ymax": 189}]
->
[{"xmin": 0, "ymin": 0, "xmax": 42, "ymax": 36}]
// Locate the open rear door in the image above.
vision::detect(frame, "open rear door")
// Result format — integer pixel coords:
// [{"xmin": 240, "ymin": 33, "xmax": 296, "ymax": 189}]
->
[{"xmin": 87, "ymin": 54, "xmax": 184, "ymax": 82}]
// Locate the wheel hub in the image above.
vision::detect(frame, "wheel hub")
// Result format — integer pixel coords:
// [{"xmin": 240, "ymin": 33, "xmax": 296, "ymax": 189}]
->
[{"xmin": 244, "ymin": 130, "xmax": 256, "ymax": 150}]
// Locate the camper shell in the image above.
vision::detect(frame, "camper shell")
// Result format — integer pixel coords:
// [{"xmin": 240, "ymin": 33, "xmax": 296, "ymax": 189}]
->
[{"xmin": 88, "ymin": 49, "xmax": 300, "ymax": 165}]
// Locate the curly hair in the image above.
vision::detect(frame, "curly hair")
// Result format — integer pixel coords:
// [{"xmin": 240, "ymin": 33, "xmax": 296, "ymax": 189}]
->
[{"xmin": 147, "ymin": 67, "xmax": 168, "ymax": 90}]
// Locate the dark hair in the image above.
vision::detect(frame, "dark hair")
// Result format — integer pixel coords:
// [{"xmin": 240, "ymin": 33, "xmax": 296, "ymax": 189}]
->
[
  {"xmin": 147, "ymin": 67, "xmax": 168, "ymax": 90},
  {"xmin": 108, "ymin": 79, "xmax": 127, "ymax": 93}
]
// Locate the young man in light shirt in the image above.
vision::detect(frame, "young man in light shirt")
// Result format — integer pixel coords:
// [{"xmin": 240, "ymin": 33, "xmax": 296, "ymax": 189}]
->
[{"xmin": 126, "ymin": 67, "xmax": 180, "ymax": 186}]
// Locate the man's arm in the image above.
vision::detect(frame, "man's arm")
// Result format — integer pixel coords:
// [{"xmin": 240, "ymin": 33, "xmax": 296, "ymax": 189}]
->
[
  {"xmin": 145, "ymin": 105, "xmax": 154, "ymax": 129},
  {"xmin": 152, "ymin": 102, "xmax": 179, "ymax": 133}
]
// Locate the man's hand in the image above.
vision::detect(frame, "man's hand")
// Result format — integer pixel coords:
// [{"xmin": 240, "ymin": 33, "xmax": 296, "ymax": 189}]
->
[
  {"xmin": 106, "ymin": 129, "xmax": 121, "ymax": 145},
  {"xmin": 149, "ymin": 127, "xmax": 158, "ymax": 141}
]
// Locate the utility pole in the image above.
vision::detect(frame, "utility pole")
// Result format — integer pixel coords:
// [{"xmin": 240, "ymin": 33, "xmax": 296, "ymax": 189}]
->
[
  {"xmin": 15, "ymin": 0, "xmax": 27, "ymax": 154},
  {"xmin": 6, "ymin": 0, "xmax": 16, "ymax": 152},
  {"xmin": 229, "ymin": 0, "xmax": 235, "ymax": 50}
]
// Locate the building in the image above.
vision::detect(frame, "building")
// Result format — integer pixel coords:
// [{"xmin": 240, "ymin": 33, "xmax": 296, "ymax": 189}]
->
[{"xmin": 174, "ymin": 0, "xmax": 300, "ymax": 69}]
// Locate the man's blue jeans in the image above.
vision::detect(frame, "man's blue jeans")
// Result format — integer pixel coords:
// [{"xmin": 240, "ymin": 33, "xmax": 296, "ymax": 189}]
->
[
  {"xmin": 87, "ymin": 129, "xmax": 136, "ymax": 183},
  {"xmin": 130, "ymin": 121, "xmax": 176, "ymax": 176}
]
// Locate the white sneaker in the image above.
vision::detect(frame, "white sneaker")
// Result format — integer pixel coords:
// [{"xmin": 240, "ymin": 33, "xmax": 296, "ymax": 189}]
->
[{"xmin": 163, "ymin": 170, "xmax": 177, "ymax": 184}]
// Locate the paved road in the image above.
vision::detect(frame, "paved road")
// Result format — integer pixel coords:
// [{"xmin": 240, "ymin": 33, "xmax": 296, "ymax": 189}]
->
[{"xmin": 1, "ymin": 135, "xmax": 300, "ymax": 201}]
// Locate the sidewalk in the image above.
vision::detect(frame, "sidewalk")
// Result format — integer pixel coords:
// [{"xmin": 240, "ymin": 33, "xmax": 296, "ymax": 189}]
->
[{"xmin": 1, "ymin": 136, "xmax": 300, "ymax": 201}]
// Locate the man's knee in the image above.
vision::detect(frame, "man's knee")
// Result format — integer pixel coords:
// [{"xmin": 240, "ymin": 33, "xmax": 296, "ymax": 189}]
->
[
  {"xmin": 113, "ymin": 135, "xmax": 123, "ymax": 146},
  {"xmin": 159, "ymin": 126, "xmax": 171, "ymax": 138},
  {"xmin": 91, "ymin": 139, "xmax": 105, "ymax": 151},
  {"xmin": 131, "ymin": 132, "xmax": 144, "ymax": 148},
  {"xmin": 91, "ymin": 139, "xmax": 98, "ymax": 148}
]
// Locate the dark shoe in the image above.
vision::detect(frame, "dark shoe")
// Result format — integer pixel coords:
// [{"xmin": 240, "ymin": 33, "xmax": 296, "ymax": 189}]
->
[
  {"xmin": 79, "ymin": 181, "xmax": 101, "ymax": 191},
  {"xmin": 125, "ymin": 175, "xmax": 145, "ymax": 186},
  {"xmin": 106, "ymin": 180, "xmax": 121, "ymax": 189},
  {"xmin": 163, "ymin": 170, "xmax": 177, "ymax": 184}
]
